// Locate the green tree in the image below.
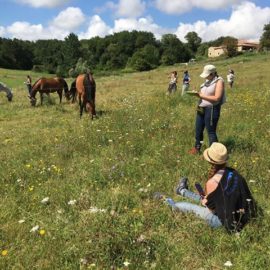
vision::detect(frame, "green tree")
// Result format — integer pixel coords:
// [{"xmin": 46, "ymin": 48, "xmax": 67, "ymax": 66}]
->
[
  {"xmin": 127, "ymin": 44, "xmax": 160, "ymax": 71},
  {"xmin": 260, "ymin": 22, "xmax": 270, "ymax": 50},
  {"xmin": 63, "ymin": 33, "xmax": 82, "ymax": 70},
  {"xmin": 160, "ymin": 34, "xmax": 191, "ymax": 65},
  {"xmin": 185, "ymin": 31, "xmax": 202, "ymax": 54},
  {"xmin": 223, "ymin": 37, "xmax": 238, "ymax": 57}
]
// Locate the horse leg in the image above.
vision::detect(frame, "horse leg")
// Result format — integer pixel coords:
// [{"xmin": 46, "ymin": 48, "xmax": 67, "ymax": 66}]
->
[
  {"xmin": 40, "ymin": 92, "xmax": 43, "ymax": 105},
  {"xmin": 79, "ymin": 95, "xmax": 83, "ymax": 118},
  {"xmin": 58, "ymin": 90, "xmax": 62, "ymax": 104},
  {"xmin": 86, "ymin": 101, "xmax": 97, "ymax": 120}
]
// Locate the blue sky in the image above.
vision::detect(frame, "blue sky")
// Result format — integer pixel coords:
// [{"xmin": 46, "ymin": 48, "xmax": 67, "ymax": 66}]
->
[{"xmin": 0, "ymin": 0, "xmax": 269, "ymax": 41}]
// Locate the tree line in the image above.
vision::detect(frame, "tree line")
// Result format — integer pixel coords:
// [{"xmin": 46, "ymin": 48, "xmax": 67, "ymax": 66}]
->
[{"xmin": 0, "ymin": 23, "xmax": 270, "ymax": 76}]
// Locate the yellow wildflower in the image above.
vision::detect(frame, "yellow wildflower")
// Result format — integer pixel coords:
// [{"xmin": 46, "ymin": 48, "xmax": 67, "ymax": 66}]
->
[{"xmin": 1, "ymin": 250, "xmax": 8, "ymax": 256}]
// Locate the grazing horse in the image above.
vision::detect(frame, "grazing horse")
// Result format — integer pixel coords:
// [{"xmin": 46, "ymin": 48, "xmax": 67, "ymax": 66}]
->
[
  {"xmin": 76, "ymin": 73, "xmax": 96, "ymax": 120},
  {"xmin": 0, "ymin": 82, "xmax": 13, "ymax": 102},
  {"xmin": 30, "ymin": 77, "xmax": 69, "ymax": 106}
]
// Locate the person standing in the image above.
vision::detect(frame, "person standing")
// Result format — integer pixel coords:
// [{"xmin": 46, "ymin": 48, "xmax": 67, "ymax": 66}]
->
[
  {"xmin": 167, "ymin": 71, "xmax": 178, "ymax": 94},
  {"xmin": 227, "ymin": 69, "xmax": 235, "ymax": 89},
  {"xmin": 24, "ymin": 75, "xmax": 32, "ymax": 97},
  {"xmin": 182, "ymin": 70, "xmax": 191, "ymax": 96},
  {"xmin": 189, "ymin": 64, "xmax": 226, "ymax": 154}
]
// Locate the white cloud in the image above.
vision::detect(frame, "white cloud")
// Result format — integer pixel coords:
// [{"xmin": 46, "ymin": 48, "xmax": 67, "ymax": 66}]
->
[
  {"xmin": 16, "ymin": 0, "xmax": 69, "ymax": 8},
  {"xmin": 6, "ymin": 21, "xmax": 52, "ymax": 40},
  {"xmin": 79, "ymin": 15, "xmax": 111, "ymax": 39},
  {"xmin": 116, "ymin": 0, "xmax": 146, "ymax": 18},
  {"xmin": 112, "ymin": 17, "xmax": 169, "ymax": 39},
  {"xmin": 154, "ymin": 0, "xmax": 243, "ymax": 14},
  {"xmin": 0, "ymin": 26, "xmax": 5, "ymax": 36},
  {"xmin": 175, "ymin": 2, "xmax": 270, "ymax": 41},
  {"xmin": 51, "ymin": 7, "xmax": 85, "ymax": 30},
  {"xmin": 5, "ymin": 6, "xmax": 86, "ymax": 40}
]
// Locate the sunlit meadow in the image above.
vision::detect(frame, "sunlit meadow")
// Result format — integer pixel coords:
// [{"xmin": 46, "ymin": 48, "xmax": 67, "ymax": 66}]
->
[{"xmin": 0, "ymin": 53, "xmax": 270, "ymax": 269}]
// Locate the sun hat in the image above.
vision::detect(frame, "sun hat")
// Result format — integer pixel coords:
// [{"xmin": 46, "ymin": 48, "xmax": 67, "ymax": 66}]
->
[
  {"xmin": 203, "ymin": 142, "xmax": 228, "ymax": 164},
  {"xmin": 200, "ymin": 64, "xmax": 216, "ymax": 78}
]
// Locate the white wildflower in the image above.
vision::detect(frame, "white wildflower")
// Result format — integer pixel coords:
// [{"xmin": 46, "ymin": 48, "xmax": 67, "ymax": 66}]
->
[
  {"xmin": 89, "ymin": 207, "xmax": 106, "ymax": 213},
  {"xmin": 30, "ymin": 225, "xmax": 39, "ymax": 233},
  {"xmin": 18, "ymin": 219, "xmax": 25, "ymax": 224},
  {"xmin": 123, "ymin": 261, "xmax": 131, "ymax": 267},
  {"xmin": 41, "ymin": 197, "xmax": 50, "ymax": 204},
  {"xmin": 68, "ymin": 200, "xmax": 77, "ymax": 205},
  {"xmin": 224, "ymin": 261, "xmax": 233, "ymax": 267}
]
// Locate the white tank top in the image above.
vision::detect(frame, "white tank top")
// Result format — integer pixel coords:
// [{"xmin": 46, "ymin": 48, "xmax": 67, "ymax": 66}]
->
[{"xmin": 199, "ymin": 76, "xmax": 226, "ymax": 107}]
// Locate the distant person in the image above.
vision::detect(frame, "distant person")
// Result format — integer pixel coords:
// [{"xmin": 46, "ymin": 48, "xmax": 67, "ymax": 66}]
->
[
  {"xmin": 24, "ymin": 75, "xmax": 32, "ymax": 97},
  {"xmin": 182, "ymin": 70, "xmax": 191, "ymax": 96},
  {"xmin": 167, "ymin": 71, "xmax": 178, "ymax": 94},
  {"xmin": 188, "ymin": 64, "xmax": 226, "ymax": 155},
  {"xmin": 227, "ymin": 70, "xmax": 235, "ymax": 89},
  {"xmin": 154, "ymin": 143, "xmax": 257, "ymax": 232}
]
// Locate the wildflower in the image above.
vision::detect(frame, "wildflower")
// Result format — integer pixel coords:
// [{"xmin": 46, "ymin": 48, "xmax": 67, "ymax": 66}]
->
[
  {"xmin": 108, "ymin": 139, "xmax": 113, "ymax": 142},
  {"xmin": 39, "ymin": 229, "xmax": 46, "ymax": 236},
  {"xmin": 17, "ymin": 178, "xmax": 22, "ymax": 183},
  {"xmin": 224, "ymin": 261, "xmax": 233, "ymax": 267},
  {"xmin": 30, "ymin": 225, "xmax": 39, "ymax": 233},
  {"xmin": 29, "ymin": 186, "xmax": 34, "ymax": 192},
  {"xmin": 1, "ymin": 250, "xmax": 8, "ymax": 256},
  {"xmin": 89, "ymin": 207, "xmax": 106, "ymax": 213},
  {"xmin": 41, "ymin": 197, "xmax": 50, "ymax": 204},
  {"xmin": 18, "ymin": 219, "xmax": 25, "ymax": 224},
  {"xmin": 67, "ymin": 200, "xmax": 77, "ymax": 205},
  {"xmin": 123, "ymin": 261, "xmax": 131, "ymax": 267},
  {"xmin": 80, "ymin": 258, "xmax": 88, "ymax": 265},
  {"xmin": 25, "ymin": 164, "xmax": 31, "ymax": 168}
]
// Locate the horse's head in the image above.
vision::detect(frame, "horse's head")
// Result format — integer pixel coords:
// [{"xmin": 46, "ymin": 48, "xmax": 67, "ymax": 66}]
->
[
  {"xmin": 30, "ymin": 97, "xmax": 37, "ymax": 106},
  {"xmin": 7, "ymin": 91, "xmax": 13, "ymax": 102}
]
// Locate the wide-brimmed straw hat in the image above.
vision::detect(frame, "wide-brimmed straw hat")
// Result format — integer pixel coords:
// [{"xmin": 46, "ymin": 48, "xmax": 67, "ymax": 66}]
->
[
  {"xmin": 203, "ymin": 142, "xmax": 228, "ymax": 165},
  {"xmin": 200, "ymin": 64, "xmax": 216, "ymax": 78}
]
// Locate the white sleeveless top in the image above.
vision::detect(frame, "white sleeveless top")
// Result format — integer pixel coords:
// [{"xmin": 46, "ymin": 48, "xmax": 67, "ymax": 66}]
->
[{"xmin": 199, "ymin": 76, "xmax": 226, "ymax": 107}]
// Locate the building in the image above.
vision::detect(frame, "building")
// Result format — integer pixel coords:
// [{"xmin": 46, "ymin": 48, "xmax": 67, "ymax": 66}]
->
[
  {"xmin": 208, "ymin": 46, "xmax": 227, "ymax": 58},
  {"xmin": 237, "ymin": 40, "xmax": 259, "ymax": 52},
  {"xmin": 208, "ymin": 40, "xmax": 259, "ymax": 58}
]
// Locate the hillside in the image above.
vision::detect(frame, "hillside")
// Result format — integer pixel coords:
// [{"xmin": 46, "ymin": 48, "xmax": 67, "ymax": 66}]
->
[{"xmin": 0, "ymin": 54, "xmax": 270, "ymax": 269}]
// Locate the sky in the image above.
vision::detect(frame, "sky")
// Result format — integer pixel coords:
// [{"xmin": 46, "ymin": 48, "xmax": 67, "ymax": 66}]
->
[{"xmin": 0, "ymin": 0, "xmax": 269, "ymax": 42}]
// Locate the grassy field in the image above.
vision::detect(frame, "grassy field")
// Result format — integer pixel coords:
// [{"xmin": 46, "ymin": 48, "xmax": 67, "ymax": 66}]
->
[{"xmin": 0, "ymin": 54, "xmax": 270, "ymax": 269}]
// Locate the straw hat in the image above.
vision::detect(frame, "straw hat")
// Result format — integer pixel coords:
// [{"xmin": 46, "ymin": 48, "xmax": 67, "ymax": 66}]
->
[
  {"xmin": 200, "ymin": 64, "xmax": 216, "ymax": 78},
  {"xmin": 203, "ymin": 142, "xmax": 228, "ymax": 164}
]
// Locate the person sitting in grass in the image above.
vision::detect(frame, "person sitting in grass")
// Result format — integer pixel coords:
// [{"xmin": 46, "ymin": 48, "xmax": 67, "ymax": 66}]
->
[{"xmin": 154, "ymin": 142, "xmax": 257, "ymax": 232}]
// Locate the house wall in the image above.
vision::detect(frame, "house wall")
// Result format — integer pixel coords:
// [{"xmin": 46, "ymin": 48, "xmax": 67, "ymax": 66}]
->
[{"xmin": 208, "ymin": 47, "xmax": 226, "ymax": 58}]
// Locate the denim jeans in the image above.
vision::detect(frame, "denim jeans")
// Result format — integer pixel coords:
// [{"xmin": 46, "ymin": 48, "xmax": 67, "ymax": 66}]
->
[
  {"xmin": 195, "ymin": 104, "xmax": 221, "ymax": 150},
  {"xmin": 166, "ymin": 189, "xmax": 222, "ymax": 228}
]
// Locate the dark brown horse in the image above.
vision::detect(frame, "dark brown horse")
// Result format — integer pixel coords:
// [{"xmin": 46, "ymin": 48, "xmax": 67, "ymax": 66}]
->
[
  {"xmin": 30, "ymin": 77, "xmax": 69, "ymax": 106},
  {"xmin": 76, "ymin": 73, "xmax": 96, "ymax": 120}
]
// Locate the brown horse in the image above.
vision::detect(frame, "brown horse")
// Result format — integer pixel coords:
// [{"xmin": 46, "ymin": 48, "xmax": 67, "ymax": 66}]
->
[
  {"xmin": 30, "ymin": 77, "xmax": 69, "ymax": 106},
  {"xmin": 76, "ymin": 73, "xmax": 96, "ymax": 120}
]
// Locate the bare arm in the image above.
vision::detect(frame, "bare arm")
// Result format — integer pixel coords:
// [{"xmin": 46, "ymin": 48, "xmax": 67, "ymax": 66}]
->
[{"xmin": 199, "ymin": 80, "xmax": 224, "ymax": 102}]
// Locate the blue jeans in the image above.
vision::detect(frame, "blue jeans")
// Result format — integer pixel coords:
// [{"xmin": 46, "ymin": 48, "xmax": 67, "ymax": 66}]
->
[
  {"xmin": 195, "ymin": 104, "xmax": 221, "ymax": 150},
  {"xmin": 166, "ymin": 189, "xmax": 222, "ymax": 228}
]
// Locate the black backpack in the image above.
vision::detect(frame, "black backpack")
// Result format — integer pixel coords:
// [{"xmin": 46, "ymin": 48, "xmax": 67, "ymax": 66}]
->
[{"xmin": 206, "ymin": 167, "xmax": 257, "ymax": 232}]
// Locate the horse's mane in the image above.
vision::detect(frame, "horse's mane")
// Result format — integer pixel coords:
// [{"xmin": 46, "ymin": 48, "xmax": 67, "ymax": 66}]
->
[{"xmin": 31, "ymin": 77, "xmax": 43, "ymax": 90}]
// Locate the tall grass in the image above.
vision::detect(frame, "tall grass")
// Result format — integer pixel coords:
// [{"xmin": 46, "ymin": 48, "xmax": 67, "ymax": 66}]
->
[{"xmin": 0, "ymin": 54, "xmax": 270, "ymax": 269}]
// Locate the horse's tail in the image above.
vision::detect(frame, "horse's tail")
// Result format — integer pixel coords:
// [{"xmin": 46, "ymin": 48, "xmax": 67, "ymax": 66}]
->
[
  {"xmin": 83, "ymin": 73, "xmax": 95, "ymax": 102},
  {"xmin": 63, "ymin": 79, "xmax": 69, "ymax": 95}
]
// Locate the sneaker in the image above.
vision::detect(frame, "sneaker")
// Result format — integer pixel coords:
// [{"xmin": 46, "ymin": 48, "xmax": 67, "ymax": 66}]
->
[
  {"xmin": 188, "ymin": 147, "xmax": 199, "ymax": 155},
  {"xmin": 176, "ymin": 177, "xmax": 188, "ymax": 195},
  {"xmin": 153, "ymin": 192, "xmax": 166, "ymax": 201}
]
